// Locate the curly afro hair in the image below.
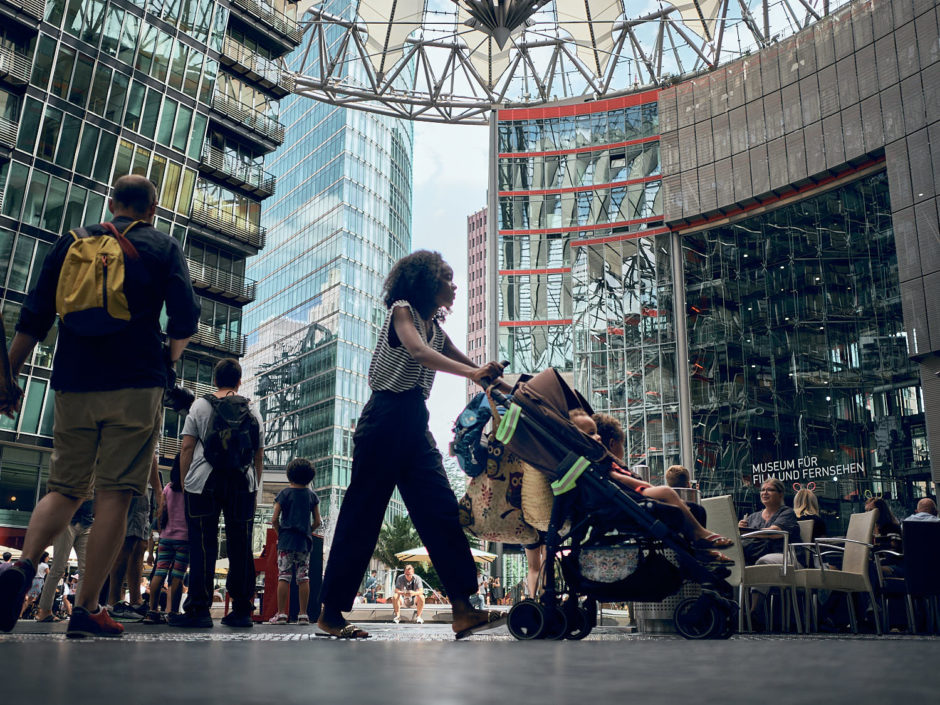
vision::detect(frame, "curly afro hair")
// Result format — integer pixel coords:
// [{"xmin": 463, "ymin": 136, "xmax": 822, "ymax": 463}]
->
[{"xmin": 383, "ymin": 250, "xmax": 450, "ymax": 320}]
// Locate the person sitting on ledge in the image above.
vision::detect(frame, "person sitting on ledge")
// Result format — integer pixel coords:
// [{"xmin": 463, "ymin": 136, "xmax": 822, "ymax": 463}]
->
[{"xmin": 392, "ymin": 564, "xmax": 425, "ymax": 624}]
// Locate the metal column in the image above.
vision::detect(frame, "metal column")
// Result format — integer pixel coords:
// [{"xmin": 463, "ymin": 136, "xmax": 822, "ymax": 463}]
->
[{"xmin": 670, "ymin": 229, "xmax": 695, "ymax": 478}]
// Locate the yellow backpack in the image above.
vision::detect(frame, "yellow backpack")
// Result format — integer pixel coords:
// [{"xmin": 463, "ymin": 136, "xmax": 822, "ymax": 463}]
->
[{"xmin": 55, "ymin": 220, "xmax": 144, "ymax": 335}]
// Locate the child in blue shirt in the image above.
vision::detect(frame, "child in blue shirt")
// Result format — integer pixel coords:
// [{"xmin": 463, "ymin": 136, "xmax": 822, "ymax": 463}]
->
[{"xmin": 269, "ymin": 458, "xmax": 321, "ymax": 624}]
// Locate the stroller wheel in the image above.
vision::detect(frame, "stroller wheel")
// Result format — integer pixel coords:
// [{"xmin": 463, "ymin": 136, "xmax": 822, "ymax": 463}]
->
[
  {"xmin": 507, "ymin": 600, "xmax": 545, "ymax": 640},
  {"xmin": 541, "ymin": 605, "xmax": 568, "ymax": 640},
  {"xmin": 673, "ymin": 597, "xmax": 722, "ymax": 640},
  {"xmin": 563, "ymin": 606, "xmax": 592, "ymax": 640}
]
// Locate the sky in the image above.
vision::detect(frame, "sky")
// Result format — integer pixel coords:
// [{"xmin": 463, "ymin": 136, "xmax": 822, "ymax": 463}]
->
[{"xmin": 410, "ymin": 121, "xmax": 490, "ymax": 452}]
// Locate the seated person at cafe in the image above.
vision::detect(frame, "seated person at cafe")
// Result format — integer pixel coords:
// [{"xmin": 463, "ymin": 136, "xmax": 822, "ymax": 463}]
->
[
  {"xmin": 738, "ymin": 478, "xmax": 800, "ymax": 566},
  {"xmin": 903, "ymin": 498, "xmax": 939, "ymax": 523},
  {"xmin": 391, "ymin": 564, "xmax": 425, "ymax": 624},
  {"xmin": 665, "ymin": 464, "xmax": 708, "ymax": 527}
]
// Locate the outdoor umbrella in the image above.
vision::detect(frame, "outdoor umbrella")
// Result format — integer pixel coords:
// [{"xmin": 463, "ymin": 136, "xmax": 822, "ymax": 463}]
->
[{"xmin": 395, "ymin": 546, "xmax": 496, "ymax": 565}]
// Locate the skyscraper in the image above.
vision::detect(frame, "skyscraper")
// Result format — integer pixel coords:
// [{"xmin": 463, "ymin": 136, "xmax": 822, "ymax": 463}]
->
[
  {"xmin": 0, "ymin": 0, "xmax": 298, "ymax": 547},
  {"xmin": 465, "ymin": 205, "xmax": 486, "ymax": 400},
  {"xmin": 243, "ymin": 0, "xmax": 413, "ymax": 521}
]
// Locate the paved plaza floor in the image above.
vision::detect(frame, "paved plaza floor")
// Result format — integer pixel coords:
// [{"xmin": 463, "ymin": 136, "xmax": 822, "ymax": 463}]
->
[{"xmin": 2, "ymin": 620, "xmax": 939, "ymax": 704}]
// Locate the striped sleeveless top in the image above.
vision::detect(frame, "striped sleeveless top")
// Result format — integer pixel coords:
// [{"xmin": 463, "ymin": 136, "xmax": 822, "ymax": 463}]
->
[{"xmin": 368, "ymin": 300, "xmax": 445, "ymax": 399}]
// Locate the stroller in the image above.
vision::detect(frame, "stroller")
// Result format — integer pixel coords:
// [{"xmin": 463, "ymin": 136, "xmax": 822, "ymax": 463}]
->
[{"xmin": 485, "ymin": 368, "xmax": 737, "ymax": 640}]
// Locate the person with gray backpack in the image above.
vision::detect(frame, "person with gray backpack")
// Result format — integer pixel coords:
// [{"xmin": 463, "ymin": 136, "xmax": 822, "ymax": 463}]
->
[{"xmin": 169, "ymin": 358, "xmax": 262, "ymax": 629}]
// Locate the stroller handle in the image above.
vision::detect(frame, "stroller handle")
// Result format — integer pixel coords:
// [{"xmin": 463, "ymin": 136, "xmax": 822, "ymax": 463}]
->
[{"xmin": 477, "ymin": 360, "xmax": 510, "ymax": 390}]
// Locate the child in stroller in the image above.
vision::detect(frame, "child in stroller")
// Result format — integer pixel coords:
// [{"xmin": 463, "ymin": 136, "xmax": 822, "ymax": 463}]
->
[
  {"xmin": 568, "ymin": 410, "xmax": 732, "ymax": 559},
  {"xmin": 485, "ymin": 368, "xmax": 737, "ymax": 640}
]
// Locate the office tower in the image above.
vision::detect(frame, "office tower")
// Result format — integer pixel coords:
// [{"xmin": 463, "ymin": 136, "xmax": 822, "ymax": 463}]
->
[
  {"xmin": 466, "ymin": 205, "xmax": 486, "ymax": 400},
  {"xmin": 243, "ymin": 1, "xmax": 413, "ymax": 519},
  {"xmin": 0, "ymin": 0, "xmax": 298, "ymax": 546}
]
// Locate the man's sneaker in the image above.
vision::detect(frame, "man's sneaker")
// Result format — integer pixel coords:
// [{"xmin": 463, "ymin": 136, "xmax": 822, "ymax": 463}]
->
[
  {"xmin": 220, "ymin": 612, "xmax": 253, "ymax": 628},
  {"xmin": 111, "ymin": 601, "xmax": 145, "ymax": 622},
  {"xmin": 167, "ymin": 610, "xmax": 213, "ymax": 628},
  {"xmin": 392, "ymin": 614, "xmax": 400, "ymax": 623},
  {"xmin": 142, "ymin": 610, "xmax": 166, "ymax": 625},
  {"xmin": 66, "ymin": 606, "xmax": 124, "ymax": 638},
  {"xmin": 0, "ymin": 559, "xmax": 35, "ymax": 632},
  {"xmin": 415, "ymin": 616, "xmax": 424, "ymax": 624}
]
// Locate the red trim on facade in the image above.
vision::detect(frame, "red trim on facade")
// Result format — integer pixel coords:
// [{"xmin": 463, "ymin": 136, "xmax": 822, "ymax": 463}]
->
[
  {"xmin": 497, "ymin": 90, "xmax": 660, "ymax": 120},
  {"xmin": 498, "ymin": 174, "xmax": 661, "ymax": 198},
  {"xmin": 498, "ymin": 319, "xmax": 573, "ymax": 327},
  {"xmin": 498, "ymin": 135, "xmax": 660, "ymax": 160},
  {"xmin": 672, "ymin": 157, "xmax": 888, "ymax": 231},
  {"xmin": 499, "ymin": 215, "xmax": 662, "ymax": 236},
  {"xmin": 571, "ymin": 226, "xmax": 670, "ymax": 247},
  {"xmin": 498, "ymin": 267, "xmax": 571, "ymax": 276}
]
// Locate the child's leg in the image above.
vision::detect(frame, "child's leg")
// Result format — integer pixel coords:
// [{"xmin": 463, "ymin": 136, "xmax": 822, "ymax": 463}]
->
[
  {"xmin": 296, "ymin": 552, "xmax": 311, "ymax": 614},
  {"xmin": 275, "ymin": 551, "xmax": 292, "ymax": 615},
  {"xmin": 524, "ymin": 545, "xmax": 543, "ymax": 599},
  {"xmin": 641, "ymin": 486, "xmax": 711, "ymax": 539},
  {"xmin": 276, "ymin": 580, "xmax": 289, "ymax": 616}
]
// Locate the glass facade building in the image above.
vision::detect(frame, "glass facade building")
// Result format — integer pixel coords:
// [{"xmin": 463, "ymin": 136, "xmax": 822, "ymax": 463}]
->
[
  {"xmin": 243, "ymin": 0, "xmax": 413, "ymax": 523},
  {"xmin": 0, "ymin": 0, "xmax": 299, "ymax": 545}
]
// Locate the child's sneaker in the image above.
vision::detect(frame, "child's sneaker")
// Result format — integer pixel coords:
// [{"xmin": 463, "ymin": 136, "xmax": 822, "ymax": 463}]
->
[
  {"xmin": 111, "ymin": 601, "xmax": 145, "ymax": 622},
  {"xmin": 297, "ymin": 614, "xmax": 310, "ymax": 625},
  {"xmin": 268, "ymin": 613, "xmax": 288, "ymax": 624},
  {"xmin": 392, "ymin": 614, "xmax": 401, "ymax": 624},
  {"xmin": 66, "ymin": 606, "xmax": 125, "ymax": 638},
  {"xmin": 0, "ymin": 559, "xmax": 35, "ymax": 632},
  {"xmin": 142, "ymin": 610, "xmax": 166, "ymax": 625},
  {"xmin": 415, "ymin": 616, "xmax": 424, "ymax": 624}
]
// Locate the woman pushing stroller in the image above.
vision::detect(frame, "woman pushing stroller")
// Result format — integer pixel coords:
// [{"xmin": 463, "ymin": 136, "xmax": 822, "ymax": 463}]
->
[{"xmin": 317, "ymin": 251, "xmax": 509, "ymax": 639}]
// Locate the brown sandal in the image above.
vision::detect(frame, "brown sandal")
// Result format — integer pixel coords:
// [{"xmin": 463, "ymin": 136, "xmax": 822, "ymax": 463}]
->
[
  {"xmin": 454, "ymin": 610, "xmax": 507, "ymax": 640},
  {"xmin": 321, "ymin": 623, "xmax": 370, "ymax": 639}
]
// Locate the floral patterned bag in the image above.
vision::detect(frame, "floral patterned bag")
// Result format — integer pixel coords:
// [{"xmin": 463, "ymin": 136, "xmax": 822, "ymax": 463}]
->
[
  {"xmin": 458, "ymin": 435, "xmax": 539, "ymax": 545},
  {"xmin": 579, "ymin": 545, "xmax": 640, "ymax": 582}
]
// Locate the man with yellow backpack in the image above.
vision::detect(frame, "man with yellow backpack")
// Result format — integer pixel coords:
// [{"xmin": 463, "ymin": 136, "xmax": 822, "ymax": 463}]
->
[{"xmin": 0, "ymin": 175, "xmax": 200, "ymax": 638}]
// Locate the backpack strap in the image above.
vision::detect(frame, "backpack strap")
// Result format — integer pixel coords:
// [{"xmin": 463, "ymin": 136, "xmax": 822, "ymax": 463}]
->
[
  {"xmin": 99, "ymin": 220, "xmax": 143, "ymax": 260},
  {"xmin": 68, "ymin": 226, "xmax": 91, "ymax": 241}
]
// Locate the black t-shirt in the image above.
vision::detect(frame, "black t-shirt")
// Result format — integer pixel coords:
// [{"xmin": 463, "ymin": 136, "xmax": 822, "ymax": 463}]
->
[
  {"xmin": 17, "ymin": 216, "xmax": 199, "ymax": 391},
  {"xmin": 274, "ymin": 487, "xmax": 320, "ymax": 552}
]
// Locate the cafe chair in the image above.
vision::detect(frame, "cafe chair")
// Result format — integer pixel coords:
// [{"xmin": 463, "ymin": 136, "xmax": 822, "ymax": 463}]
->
[
  {"xmin": 701, "ymin": 495, "xmax": 801, "ymax": 633},
  {"xmin": 793, "ymin": 511, "xmax": 880, "ymax": 635},
  {"xmin": 884, "ymin": 521, "xmax": 940, "ymax": 634}
]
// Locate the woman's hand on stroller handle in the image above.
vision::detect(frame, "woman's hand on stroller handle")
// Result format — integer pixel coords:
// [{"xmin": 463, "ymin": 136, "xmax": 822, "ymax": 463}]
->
[{"xmin": 472, "ymin": 360, "xmax": 510, "ymax": 389}]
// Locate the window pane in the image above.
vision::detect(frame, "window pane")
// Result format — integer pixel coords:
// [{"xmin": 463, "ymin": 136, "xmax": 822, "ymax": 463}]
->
[
  {"xmin": 23, "ymin": 172, "xmax": 49, "ymax": 227},
  {"xmin": 183, "ymin": 48, "xmax": 202, "ymax": 98},
  {"xmin": 8, "ymin": 234, "xmax": 35, "ymax": 291},
  {"xmin": 84, "ymin": 190, "xmax": 105, "ymax": 223},
  {"xmin": 63, "ymin": 0, "xmax": 83, "ymax": 36},
  {"xmin": 75, "ymin": 124, "xmax": 99, "ymax": 177},
  {"xmin": 113, "ymin": 138, "xmax": 134, "ymax": 181},
  {"xmin": 93, "ymin": 131, "xmax": 118, "ymax": 183},
  {"xmin": 63, "ymin": 184, "xmax": 87, "ymax": 231},
  {"xmin": 41, "ymin": 177, "xmax": 69, "ymax": 233},
  {"xmin": 188, "ymin": 112, "xmax": 207, "ymax": 159},
  {"xmin": 152, "ymin": 31, "xmax": 172, "ymax": 82},
  {"xmin": 105, "ymin": 72, "xmax": 129, "ymax": 123},
  {"xmin": 100, "ymin": 6, "xmax": 124, "ymax": 57},
  {"xmin": 50, "ymin": 45, "xmax": 76, "ymax": 99},
  {"xmin": 169, "ymin": 40, "xmax": 187, "ymax": 91},
  {"xmin": 20, "ymin": 378, "xmax": 48, "ymax": 435},
  {"xmin": 31, "ymin": 36, "xmax": 56, "ymax": 91},
  {"xmin": 89, "ymin": 63, "xmax": 112, "ymax": 116},
  {"xmin": 140, "ymin": 89, "xmax": 161, "ymax": 138},
  {"xmin": 79, "ymin": 0, "xmax": 106, "ymax": 46},
  {"xmin": 124, "ymin": 80, "xmax": 146, "ymax": 130},
  {"xmin": 39, "ymin": 388, "xmax": 55, "ymax": 436},
  {"xmin": 68, "ymin": 53, "xmax": 94, "ymax": 107},
  {"xmin": 161, "ymin": 161, "xmax": 181, "ymax": 210},
  {"xmin": 36, "ymin": 106, "xmax": 63, "ymax": 161},
  {"xmin": 15, "ymin": 98, "xmax": 43, "ymax": 153},
  {"xmin": 0, "ymin": 228, "xmax": 12, "ymax": 284},
  {"xmin": 118, "ymin": 12, "xmax": 140, "ymax": 65},
  {"xmin": 172, "ymin": 105, "xmax": 192, "ymax": 151},
  {"xmin": 55, "ymin": 114, "xmax": 82, "ymax": 169},
  {"xmin": 177, "ymin": 168, "xmax": 195, "ymax": 215},
  {"xmin": 199, "ymin": 58, "xmax": 217, "ymax": 104},
  {"xmin": 45, "ymin": 0, "xmax": 67, "ymax": 26},
  {"xmin": 136, "ymin": 23, "xmax": 158, "ymax": 74},
  {"xmin": 132, "ymin": 145, "xmax": 150, "ymax": 176},
  {"xmin": 150, "ymin": 153, "xmax": 167, "ymax": 196},
  {"xmin": 157, "ymin": 99, "xmax": 177, "ymax": 146},
  {"xmin": 29, "ymin": 240, "xmax": 52, "ymax": 290}
]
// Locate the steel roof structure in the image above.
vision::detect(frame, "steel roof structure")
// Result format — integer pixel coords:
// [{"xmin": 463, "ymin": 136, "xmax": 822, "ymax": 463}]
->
[{"xmin": 288, "ymin": 1, "xmax": 854, "ymax": 123}]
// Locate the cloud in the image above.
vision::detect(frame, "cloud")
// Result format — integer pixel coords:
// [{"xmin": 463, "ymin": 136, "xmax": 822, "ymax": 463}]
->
[{"xmin": 412, "ymin": 121, "xmax": 489, "ymax": 451}]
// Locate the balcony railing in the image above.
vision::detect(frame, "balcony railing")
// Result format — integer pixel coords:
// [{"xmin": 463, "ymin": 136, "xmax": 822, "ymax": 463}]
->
[
  {"xmin": 189, "ymin": 201, "xmax": 266, "ymax": 250},
  {"xmin": 0, "ymin": 116, "xmax": 17, "ymax": 148},
  {"xmin": 191, "ymin": 321, "xmax": 247, "ymax": 356},
  {"xmin": 180, "ymin": 379, "xmax": 218, "ymax": 399},
  {"xmin": 221, "ymin": 36, "xmax": 295, "ymax": 96},
  {"xmin": 230, "ymin": 0, "xmax": 302, "ymax": 45},
  {"xmin": 200, "ymin": 145, "xmax": 276, "ymax": 198},
  {"xmin": 21, "ymin": 0, "xmax": 44, "ymax": 20},
  {"xmin": 158, "ymin": 435, "xmax": 181, "ymax": 459},
  {"xmin": 187, "ymin": 256, "xmax": 257, "ymax": 303},
  {"xmin": 210, "ymin": 92, "xmax": 285, "ymax": 145},
  {"xmin": 0, "ymin": 44, "xmax": 31, "ymax": 86}
]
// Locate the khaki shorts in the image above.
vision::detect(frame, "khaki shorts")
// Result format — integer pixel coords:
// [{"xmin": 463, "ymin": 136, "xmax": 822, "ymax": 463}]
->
[{"xmin": 47, "ymin": 387, "xmax": 163, "ymax": 498}]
